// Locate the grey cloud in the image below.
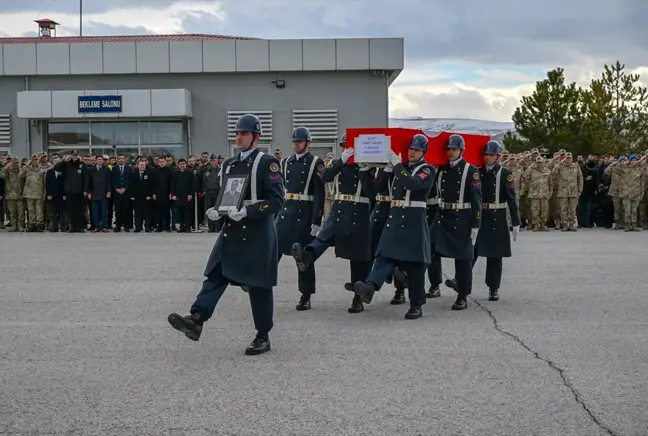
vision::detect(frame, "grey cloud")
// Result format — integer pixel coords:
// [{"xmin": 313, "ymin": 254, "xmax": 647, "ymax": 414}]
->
[
  {"xmin": 4, "ymin": 0, "xmax": 647, "ymax": 68},
  {"xmin": 393, "ymin": 89, "xmax": 521, "ymax": 122}
]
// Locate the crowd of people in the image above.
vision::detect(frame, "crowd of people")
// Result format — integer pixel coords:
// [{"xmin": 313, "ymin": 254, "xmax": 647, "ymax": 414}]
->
[
  {"xmin": 499, "ymin": 149, "xmax": 648, "ymax": 231},
  {"xmin": 1, "ymin": 145, "xmax": 647, "ymax": 234}
]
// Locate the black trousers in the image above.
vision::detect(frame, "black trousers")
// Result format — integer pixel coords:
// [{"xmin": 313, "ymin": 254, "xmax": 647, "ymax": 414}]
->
[
  {"xmin": 367, "ymin": 256, "xmax": 426, "ymax": 306},
  {"xmin": 133, "ymin": 199, "xmax": 149, "ymax": 230},
  {"xmin": 155, "ymin": 202, "xmax": 170, "ymax": 230},
  {"xmin": 307, "ymin": 236, "xmax": 371, "ymax": 283},
  {"xmin": 471, "ymin": 245, "xmax": 503, "ymax": 290},
  {"xmin": 278, "ymin": 253, "xmax": 316, "ymax": 295},
  {"xmin": 428, "ymin": 249, "xmax": 472, "ymax": 297},
  {"xmin": 176, "ymin": 205, "xmax": 192, "ymax": 229},
  {"xmin": 191, "ymin": 261, "xmax": 273, "ymax": 334},
  {"xmin": 66, "ymin": 193, "xmax": 86, "ymax": 231},
  {"xmin": 114, "ymin": 194, "xmax": 132, "ymax": 230}
]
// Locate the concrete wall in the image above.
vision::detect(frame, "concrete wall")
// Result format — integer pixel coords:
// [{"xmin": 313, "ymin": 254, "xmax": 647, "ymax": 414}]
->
[{"xmin": 0, "ymin": 71, "xmax": 389, "ymax": 158}]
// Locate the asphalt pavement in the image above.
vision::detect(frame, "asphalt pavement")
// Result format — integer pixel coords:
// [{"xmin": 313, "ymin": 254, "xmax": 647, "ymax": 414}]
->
[{"xmin": 0, "ymin": 228, "xmax": 646, "ymax": 436}]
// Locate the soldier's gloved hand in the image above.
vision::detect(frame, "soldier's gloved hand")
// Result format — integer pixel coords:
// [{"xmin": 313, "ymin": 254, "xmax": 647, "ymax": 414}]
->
[
  {"xmin": 310, "ymin": 224, "xmax": 321, "ymax": 236},
  {"xmin": 470, "ymin": 228, "xmax": 479, "ymax": 245},
  {"xmin": 512, "ymin": 225, "xmax": 520, "ymax": 241},
  {"xmin": 228, "ymin": 207, "xmax": 247, "ymax": 221},
  {"xmin": 387, "ymin": 149, "xmax": 401, "ymax": 167},
  {"xmin": 205, "ymin": 207, "xmax": 221, "ymax": 221},
  {"xmin": 358, "ymin": 164, "xmax": 371, "ymax": 172},
  {"xmin": 341, "ymin": 147, "xmax": 354, "ymax": 163}
]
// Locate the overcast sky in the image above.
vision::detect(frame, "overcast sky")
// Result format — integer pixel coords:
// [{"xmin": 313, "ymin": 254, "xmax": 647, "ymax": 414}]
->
[{"xmin": 1, "ymin": 0, "xmax": 646, "ymax": 122}]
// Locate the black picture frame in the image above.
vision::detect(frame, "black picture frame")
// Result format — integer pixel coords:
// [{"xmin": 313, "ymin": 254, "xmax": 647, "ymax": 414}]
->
[{"xmin": 215, "ymin": 173, "xmax": 250, "ymax": 215}]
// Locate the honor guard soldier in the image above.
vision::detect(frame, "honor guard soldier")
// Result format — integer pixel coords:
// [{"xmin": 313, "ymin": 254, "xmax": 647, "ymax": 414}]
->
[
  {"xmin": 446, "ymin": 140, "xmax": 520, "ymax": 301},
  {"xmin": 275, "ymin": 126, "xmax": 325, "ymax": 311},
  {"xmin": 168, "ymin": 114, "xmax": 285, "ymax": 355},
  {"xmin": 428, "ymin": 134, "xmax": 482, "ymax": 310},
  {"xmin": 353, "ymin": 134, "xmax": 436, "ymax": 319},
  {"xmin": 291, "ymin": 133, "xmax": 373, "ymax": 313},
  {"xmin": 424, "ymin": 165, "xmax": 442, "ymax": 298}
]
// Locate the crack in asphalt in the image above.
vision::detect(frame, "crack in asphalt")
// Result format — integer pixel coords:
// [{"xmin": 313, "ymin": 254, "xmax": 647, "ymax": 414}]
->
[{"xmin": 470, "ymin": 297, "xmax": 618, "ymax": 436}]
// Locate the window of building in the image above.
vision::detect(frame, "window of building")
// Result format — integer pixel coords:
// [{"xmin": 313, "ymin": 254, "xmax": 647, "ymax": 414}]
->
[
  {"xmin": 141, "ymin": 121, "xmax": 184, "ymax": 145},
  {"xmin": 90, "ymin": 122, "xmax": 139, "ymax": 146},
  {"xmin": 48, "ymin": 122, "xmax": 90, "ymax": 148}
]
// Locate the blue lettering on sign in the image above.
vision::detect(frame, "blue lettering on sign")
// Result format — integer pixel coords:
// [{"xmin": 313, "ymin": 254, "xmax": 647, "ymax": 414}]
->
[{"xmin": 78, "ymin": 95, "xmax": 122, "ymax": 113}]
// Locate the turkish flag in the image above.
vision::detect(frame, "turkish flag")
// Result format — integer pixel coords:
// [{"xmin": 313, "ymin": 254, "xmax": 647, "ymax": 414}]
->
[{"xmin": 345, "ymin": 127, "xmax": 490, "ymax": 166}]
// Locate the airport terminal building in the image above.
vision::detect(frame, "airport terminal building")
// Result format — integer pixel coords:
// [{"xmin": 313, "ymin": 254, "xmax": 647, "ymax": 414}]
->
[{"xmin": 0, "ymin": 19, "xmax": 404, "ymax": 159}]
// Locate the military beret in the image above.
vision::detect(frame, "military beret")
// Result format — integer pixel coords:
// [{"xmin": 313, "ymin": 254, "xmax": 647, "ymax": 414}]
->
[
  {"xmin": 274, "ymin": 148, "xmax": 282, "ymax": 152},
  {"xmin": 217, "ymin": 155, "xmax": 224, "ymax": 159},
  {"xmin": 71, "ymin": 149, "xmax": 79, "ymax": 155},
  {"xmin": 210, "ymin": 154, "xmax": 218, "ymax": 159}
]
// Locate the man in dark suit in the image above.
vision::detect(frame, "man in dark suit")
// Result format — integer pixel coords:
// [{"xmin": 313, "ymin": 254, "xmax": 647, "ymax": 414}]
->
[
  {"xmin": 221, "ymin": 179, "xmax": 242, "ymax": 207},
  {"xmin": 129, "ymin": 159, "xmax": 152, "ymax": 232},
  {"xmin": 45, "ymin": 155, "xmax": 66, "ymax": 232},
  {"xmin": 110, "ymin": 153, "xmax": 134, "ymax": 232},
  {"xmin": 87, "ymin": 155, "xmax": 112, "ymax": 232}
]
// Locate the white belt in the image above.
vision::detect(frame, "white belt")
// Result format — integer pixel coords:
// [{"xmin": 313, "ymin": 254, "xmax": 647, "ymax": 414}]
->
[
  {"xmin": 439, "ymin": 201, "xmax": 471, "ymax": 210},
  {"xmin": 243, "ymin": 200, "xmax": 262, "ymax": 206},
  {"xmin": 285, "ymin": 193, "xmax": 314, "ymax": 201},
  {"xmin": 427, "ymin": 198, "xmax": 439, "ymax": 205},
  {"xmin": 483, "ymin": 202, "xmax": 507, "ymax": 210},
  {"xmin": 335, "ymin": 194, "xmax": 370, "ymax": 204},
  {"xmin": 391, "ymin": 200, "xmax": 427, "ymax": 208}
]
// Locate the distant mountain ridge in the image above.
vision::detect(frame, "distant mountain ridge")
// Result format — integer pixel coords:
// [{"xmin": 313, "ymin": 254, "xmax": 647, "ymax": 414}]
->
[{"xmin": 389, "ymin": 117, "xmax": 515, "ymax": 141}]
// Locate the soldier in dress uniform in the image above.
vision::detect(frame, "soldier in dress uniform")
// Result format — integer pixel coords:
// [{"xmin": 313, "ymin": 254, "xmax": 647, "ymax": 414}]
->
[
  {"xmin": 353, "ymin": 134, "xmax": 436, "ymax": 319},
  {"xmin": 167, "ymin": 114, "xmax": 285, "ymax": 356},
  {"xmin": 446, "ymin": 140, "xmax": 520, "ymax": 301},
  {"xmin": 290, "ymin": 133, "xmax": 373, "ymax": 314},
  {"xmin": 424, "ymin": 165, "xmax": 442, "ymax": 299},
  {"xmin": 428, "ymin": 134, "xmax": 482, "ymax": 311},
  {"xmin": 275, "ymin": 126, "xmax": 325, "ymax": 311}
]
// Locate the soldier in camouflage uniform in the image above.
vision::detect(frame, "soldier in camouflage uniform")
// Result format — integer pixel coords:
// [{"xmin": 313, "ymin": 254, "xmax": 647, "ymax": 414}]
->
[
  {"xmin": 619, "ymin": 154, "xmax": 645, "ymax": 231},
  {"xmin": 519, "ymin": 149, "xmax": 539, "ymax": 229},
  {"xmin": 0, "ymin": 156, "xmax": 25, "ymax": 232},
  {"xmin": 604, "ymin": 156, "xmax": 627, "ymax": 229},
  {"xmin": 637, "ymin": 153, "xmax": 648, "ymax": 228},
  {"xmin": 546, "ymin": 150, "xmax": 566, "ymax": 229},
  {"xmin": 201, "ymin": 154, "xmax": 221, "ymax": 233},
  {"xmin": 551, "ymin": 152, "xmax": 583, "ymax": 231},
  {"xmin": 504, "ymin": 154, "xmax": 524, "ymax": 228},
  {"xmin": 523, "ymin": 155, "xmax": 552, "ymax": 231},
  {"xmin": 20, "ymin": 154, "xmax": 49, "ymax": 232}
]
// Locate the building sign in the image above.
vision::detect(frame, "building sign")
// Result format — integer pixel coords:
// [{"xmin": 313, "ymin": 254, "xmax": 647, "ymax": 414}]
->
[{"xmin": 78, "ymin": 95, "xmax": 122, "ymax": 113}]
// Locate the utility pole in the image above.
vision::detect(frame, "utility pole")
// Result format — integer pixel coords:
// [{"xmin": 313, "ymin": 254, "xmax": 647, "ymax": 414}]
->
[{"xmin": 79, "ymin": 0, "xmax": 83, "ymax": 36}]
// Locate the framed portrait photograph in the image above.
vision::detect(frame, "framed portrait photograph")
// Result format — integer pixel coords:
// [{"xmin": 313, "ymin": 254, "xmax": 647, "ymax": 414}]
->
[{"xmin": 216, "ymin": 174, "xmax": 250, "ymax": 215}]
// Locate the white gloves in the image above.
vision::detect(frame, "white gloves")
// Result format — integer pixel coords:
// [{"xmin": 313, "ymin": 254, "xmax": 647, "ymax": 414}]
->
[
  {"xmin": 310, "ymin": 224, "xmax": 321, "ymax": 236},
  {"xmin": 512, "ymin": 225, "xmax": 520, "ymax": 242},
  {"xmin": 387, "ymin": 149, "xmax": 401, "ymax": 167},
  {"xmin": 341, "ymin": 148, "xmax": 354, "ymax": 163},
  {"xmin": 205, "ymin": 207, "xmax": 221, "ymax": 221},
  {"xmin": 228, "ymin": 207, "xmax": 247, "ymax": 221},
  {"xmin": 470, "ymin": 228, "xmax": 479, "ymax": 245},
  {"xmin": 358, "ymin": 165, "xmax": 371, "ymax": 172}
]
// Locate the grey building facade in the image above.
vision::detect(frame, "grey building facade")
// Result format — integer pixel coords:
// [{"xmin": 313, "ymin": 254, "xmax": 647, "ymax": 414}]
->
[{"xmin": 0, "ymin": 23, "xmax": 404, "ymax": 159}]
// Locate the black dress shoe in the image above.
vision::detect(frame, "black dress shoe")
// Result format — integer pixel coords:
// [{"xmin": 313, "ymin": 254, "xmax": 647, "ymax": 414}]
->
[
  {"xmin": 168, "ymin": 312, "xmax": 203, "ymax": 341},
  {"xmin": 353, "ymin": 281, "xmax": 376, "ymax": 304},
  {"xmin": 405, "ymin": 305, "xmax": 422, "ymax": 319},
  {"xmin": 245, "ymin": 333, "xmax": 271, "ymax": 355},
  {"xmin": 344, "ymin": 282, "xmax": 353, "ymax": 292},
  {"xmin": 445, "ymin": 279, "xmax": 457, "ymax": 290},
  {"xmin": 390, "ymin": 289, "xmax": 406, "ymax": 305},
  {"xmin": 488, "ymin": 289, "xmax": 499, "ymax": 301},
  {"xmin": 452, "ymin": 297, "xmax": 468, "ymax": 310},
  {"xmin": 426, "ymin": 286, "xmax": 441, "ymax": 298},
  {"xmin": 348, "ymin": 294, "xmax": 364, "ymax": 313},
  {"xmin": 291, "ymin": 243, "xmax": 314, "ymax": 272},
  {"xmin": 296, "ymin": 295, "xmax": 311, "ymax": 311},
  {"xmin": 392, "ymin": 266, "xmax": 408, "ymax": 287}
]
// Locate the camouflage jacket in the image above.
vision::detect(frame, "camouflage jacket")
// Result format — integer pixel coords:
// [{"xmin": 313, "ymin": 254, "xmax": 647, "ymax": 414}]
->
[
  {"xmin": 551, "ymin": 162, "xmax": 583, "ymax": 198},
  {"xmin": 20, "ymin": 164, "xmax": 48, "ymax": 199},
  {"xmin": 618, "ymin": 166, "xmax": 645, "ymax": 201},
  {"xmin": 0, "ymin": 166, "xmax": 24, "ymax": 200},
  {"xmin": 523, "ymin": 164, "xmax": 553, "ymax": 199}
]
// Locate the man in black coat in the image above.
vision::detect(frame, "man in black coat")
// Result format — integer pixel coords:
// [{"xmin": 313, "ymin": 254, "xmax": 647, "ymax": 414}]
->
[
  {"xmin": 171, "ymin": 159, "xmax": 197, "ymax": 232},
  {"xmin": 45, "ymin": 156, "xmax": 66, "ymax": 232},
  {"xmin": 129, "ymin": 160, "xmax": 153, "ymax": 232},
  {"xmin": 168, "ymin": 114, "xmax": 284, "ymax": 356},
  {"xmin": 54, "ymin": 151, "xmax": 88, "ymax": 233},
  {"xmin": 290, "ymin": 134, "xmax": 373, "ymax": 314},
  {"xmin": 578, "ymin": 155, "xmax": 600, "ymax": 228},
  {"xmin": 110, "ymin": 154, "xmax": 134, "ymax": 232},
  {"xmin": 274, "ymin": 126, "xmax": 325, "ymax": 311},
  {"xmin": 150, "ymin": 158, "xmax": 173, "ymax": 232},
  {"xmin": 87, "ymin": 155, "xmax": 112, "ymax": 232},
  {"xmin": 429, "ymin": 134, "xmax": 482, "ymax": 310},
  {"xmin": 447, "ymin": 140, "xmax": 519, "ymax": 301},
  {"xmin": 353, "ymin": 134, "xmax": 436, "ymax": 319}
]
